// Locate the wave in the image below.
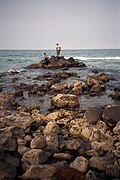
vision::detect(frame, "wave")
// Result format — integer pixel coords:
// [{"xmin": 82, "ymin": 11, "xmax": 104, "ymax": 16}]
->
[{"xmin": 65, "ymin": 56, "xmax": 120, "ymax": 61}]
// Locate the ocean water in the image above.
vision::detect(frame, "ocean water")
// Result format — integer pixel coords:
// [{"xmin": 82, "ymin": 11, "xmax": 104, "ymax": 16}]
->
[
  {"xmin": 0, "ymin": 49, "xmax": 120, "ymax": 112},
  {"xmin": 0, "ymin": 49, "xmax": 120, "ymax": 75}
]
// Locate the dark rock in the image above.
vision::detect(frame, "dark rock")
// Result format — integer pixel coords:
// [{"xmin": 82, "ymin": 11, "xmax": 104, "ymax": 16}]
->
[
  {"xmin": 102, "ymin": 105, "xmax": 120, "ymax": 125},
  {"xmin": 84, "ymin": 107, "xmax": 102, "ymax": 125},
  {"xmin": 22, "ymin": 149, "xmax": 49, "ymax": 165},
  {"xmin": 20, "ymin": 164, "xmax": 57, "ymax": 179},
  {"xmin": 27, "ymin": 56, "xmax": 86, "ymax": 69}
]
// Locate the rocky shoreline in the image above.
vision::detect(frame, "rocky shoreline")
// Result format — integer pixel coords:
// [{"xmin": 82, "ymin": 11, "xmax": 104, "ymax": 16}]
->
[{"xmin": 0, "ymin": 56, "xmax": 120, "ymax": 180}]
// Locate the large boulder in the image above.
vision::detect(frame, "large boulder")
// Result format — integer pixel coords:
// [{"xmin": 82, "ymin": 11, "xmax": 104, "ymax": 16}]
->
[
  {"xmin": 84, "ymin": 107, "xmax": 103, "ymax": 124},
  {"xmin": 22, "ymin": 149, "xmax": 49, "ymax": 165},
  {"xmin": 102, "ymin": 105, "xmax": 120, "ymax": 125},
  {"xmin": 70, "ymin": 156, "xmax": 88, "ymax": 173},
  {"xmin": 20, "ymin": 164, "xmax": 57, "ymax": 179},
  {"xmin": 50, "ymin": 83, "xmax": 68, "ymax": 92},
  {"xmin": 43, "ymin": 121, "xmax": 59, "ymax": 150},
  {"xmin": 70, "ymin": 81, "xmax": 83, "ymax": 95},
  {"xmin": 51, "ymin": 94, "xmax": 80, "ymax": 108}
]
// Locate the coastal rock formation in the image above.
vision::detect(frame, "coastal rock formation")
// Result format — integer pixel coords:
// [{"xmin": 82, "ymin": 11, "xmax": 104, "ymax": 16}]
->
[
  {"xmin": 51, "ymin": 94, "xmax": 80, "ymax": 108},
  {"xmin": 1, "ymin": 91, "xmax": 120, "ymax": 179},
  {"xmin": 27, "ymin": 56, "xmax": 86, "ymax": 69},
  {"xmin": 1, "ymin": 55, "xmax": 120, "ymax": 180}
]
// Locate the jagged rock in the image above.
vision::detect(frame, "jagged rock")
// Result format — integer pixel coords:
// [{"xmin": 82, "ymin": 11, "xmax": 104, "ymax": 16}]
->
[
  {"xmin": 0, "ymin": 161, "xmax": 17, "ymax": 180},
  {"xmin": 50, "ymin": 83, "xmax": 68, "ymax": 92},
  {"xmin": 51, "ymin": 94, "xmax": 80, "ymax": 108},
  {"xmin": 22, "ymin": 149, "xmax": 49, "ymax": 165},
  {"xmin": 86, "ymin": 170, "xmax": 97, "ymax": 180},
  {"xmin": 70, "ymin": 81, "xmax": 83, "ymax": 95},
  {"xmin": 111, "ymin": 87, "xmax": 120, "ymax": 100},
  {"xmin": 90, "ymin": 128, "xmax": 113, "ymax": 151},
  {"xmin": 84, "ymin": 107, "xmax": 102, "ymax": 124},
  {"xmin": 53, "ymin": 153, "xmax": 72, "ymax": 160},
  {"xmin": 81, "ymin": 126, "xmax": 93, "ymax": 141},
  {"xmin": 18, "ymin": 146, "xmax": 30, "ymax": 155},
  {"xmin": 65, "ymin": 139, "xmax": 81, "ymax": 150},
  {"xmin": 69, "ymin": 118, "xmax": 88, "ymax": 137},
  {"xmin": 27, "ymin": 56, "xmax": 86, "ymax": 69},
  {"xmin": 24, "ymin": 135, "xmax": 32, "ymax": 142},
  {"xmin": 113, "ymin": 121, "xmax": 120, "ymax": 134},
  {"xmin": 89, "ymin": 155, "xmax": 115, "ymax": 171},
  {"xmin": 30, "ymin": 135, "xmax": 46, "ymax": 149},
  {"xmin": 17, "ymin": 138, "xmax": 26, "ymax": 146},
  {"xmin": 96, "ymin": 120, "xmax": 107, "ymax": 133},
  {"xmin": 70, "ymin": 156, "xmax": 88, "ymax": 173},
  {"xmin": 85, "ymin": 149, "xmax": 98, "ymax": 157},
  {"xmin": 53, "ymin": 160, "xmax": 68, "ymax": 171},
  {"xmin": 112, "ymin": 150, "xmax": 120, "ymax": 158},
  {"xmin": 106, "ymin": 163, "xmax": 120, "ymax": 178},
  {"xmin": 43, "ymin": 121, "xmax": 59, "ymax": 150},
  {"xmin": 20, "ymin": 164, "xmax": 57, "ymax": 179},
  {"xmin": 102, "ymin": 105, "xmax": 120, "ymax": 124},
  {"xmin": 89, "ymin": 84, "xmax": 105, "ymax": 93}
]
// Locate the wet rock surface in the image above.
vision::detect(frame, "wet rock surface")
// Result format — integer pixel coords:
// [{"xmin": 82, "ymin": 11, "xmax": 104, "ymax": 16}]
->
[{"xmin": 1, "ymin": 56, "xmax": 120, "ymax": 179}]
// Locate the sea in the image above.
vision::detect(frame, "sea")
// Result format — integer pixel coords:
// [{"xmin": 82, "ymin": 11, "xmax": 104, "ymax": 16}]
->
[
  {"xmin": 0, "ymin": 49, "xmax": 120, "ymax": 74},
  {"xmin": 0, "ymin": 49, "xmax": 120, "ymax": 112}
]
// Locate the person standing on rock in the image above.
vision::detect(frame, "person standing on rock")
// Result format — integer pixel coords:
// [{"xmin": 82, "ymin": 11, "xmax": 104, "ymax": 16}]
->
[{"xmin": 56, "ymin": 43, "xmax": 61, "ymax": 56}]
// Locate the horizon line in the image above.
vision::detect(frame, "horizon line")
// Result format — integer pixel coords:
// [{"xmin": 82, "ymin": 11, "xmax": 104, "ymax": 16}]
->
[{"xmin": 0, "ymin": 48, "xmax": 120, "ymax": 51}]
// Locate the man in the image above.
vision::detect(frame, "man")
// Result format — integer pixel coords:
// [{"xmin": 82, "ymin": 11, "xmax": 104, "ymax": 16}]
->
[{"xmin": 56, "ymin": 43, "xmax": 61, "ymax": 56}]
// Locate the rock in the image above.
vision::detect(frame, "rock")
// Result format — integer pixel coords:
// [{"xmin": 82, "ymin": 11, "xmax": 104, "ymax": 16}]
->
[
  {"xmin": 18, "ymin": 146, "xmax": 30, "ymax": 155},
  {"xmin": 113, "ymin": 121, "xmax": 120, "ymax": 134},
  {"xmin": 70, "ymin": 81, "xmax": 83, "ymax": 95},
  {"xmin": 2, "ymin": 137, "xmax": 16, "ymax": 151},
  {"xmin": 21, "ymin": 164, "xmax": 57, "ymax": 179},
  {"xmin": 106, "ymin": 164, "xmax": 120, "ymax": 178},
  {"xmin": 53, "ymin": 160, "xmax": 68, "ymax": 171},
  {"xmin": 89, "ymin": 155, "xmax": 115, "ymax": 171},
  {"xmin": 7, "ymin": 126, "xmax": 25, "ymax": 138},
  {"xmin": 4, "ymin": 153, "xmax": 19, "ymax": 166},
  {"xmin": 102, "ymin": 105, "xmax": 120, "ymax": 124},
  {"xmin": 112, "ymin": 150, "xmax": 120, "ymax": 158},
  {"xmin": 0, "ymin": 161, "xmax": 17, "ymax": 180},
  {"xmin": 65, "ymin": 139, "xmax": 81, "ymax": 150},
  {"xmin": 90, "ymin": 128, "xmax": 113, "ymax": 151},
  {"xmin": 81, "ymin": 126, "xmax": 93, "ymax": 141},
  {"xmin": 69, "ymin": 118, "xmax": 88, "ymax": 137},
  {"xmin": 53, "ymin": 153, "xmax": 72, "ymax": 160},
  {"xmin": 50, "ymin": 83, "xmax": 68, "ymax": 92},
  {"xmin": 86, "ymin": 170, "xmax": 97, "ymax": 180},
  {"xmin": 24, "ymin": 135, "xmax": 32, "ymax": 142},
  {"xmin": 96, "ymin": 120, "xmax": 107, "ymax": 133},
  {"xmin": 27, "ymin": 56, "xmax": 86, "ymax": 69},
  {"xmin": 89, "ymin": 84, "xmax": 105, "ymax": 93},
  {"xmin": 43, "ymin": 110, "xmax": 62, "ymax": 123},
  {"xmin": 84, "ymin": 107, "xmax": 102, "ymax": 124},
  {"xmin": 111, "ymin": 87, "xmax": 120, "ymax": 100},
  {"xmin": 51, "ymin": 94, "xmax": 80, "ymax": 108},
  {"xmin": 70, "ymin": 156, "xmax": 88, "ymax": 173},
  {"xmin": 30, "ymin": 135, "xmax": 46, "ymax": 149},
  {"xmin": 85, "ymin": 149, "xmax": 98, "ymax": 157},
  {"xmin": 86, "ymin": 76, "xmax": 100, "ymax": 87},
  {"xmin": 54, "ymin": 167, "xmax": 85, "ymax": 180},
  {"xmin": 17, "ymin": 138, "xmax": 26, "ymax": 146},
  {"xmin": 22, "ymin": 149, "xmax": 49, "ymax": 165},
  {"xmin": 43, "ymin": 122, "xmax": 59, "ymax": 150}
]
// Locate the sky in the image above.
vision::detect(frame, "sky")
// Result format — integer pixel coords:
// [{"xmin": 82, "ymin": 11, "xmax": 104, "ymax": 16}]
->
[{"xmin": 0, "ymin": 0, "xmax": 120, "ymax": 49}]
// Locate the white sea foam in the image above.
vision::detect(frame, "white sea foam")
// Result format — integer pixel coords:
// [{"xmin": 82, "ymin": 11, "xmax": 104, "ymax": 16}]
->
[{"xmin": 65, "ymin": 56, "xmax": 120, "ymax": 61}]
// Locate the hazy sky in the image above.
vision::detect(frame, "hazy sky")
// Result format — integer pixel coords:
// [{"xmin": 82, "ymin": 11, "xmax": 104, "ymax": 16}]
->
[{"xmin": 0, "ymin": 0, "xmax": 120, "ymax": 49}]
